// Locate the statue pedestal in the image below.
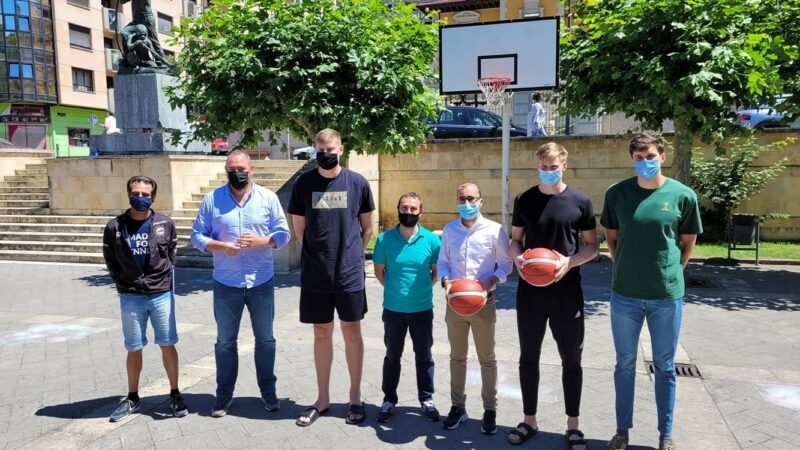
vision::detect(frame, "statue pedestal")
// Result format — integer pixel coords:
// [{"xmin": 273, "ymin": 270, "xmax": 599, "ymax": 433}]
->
[{"xmin": 91, "ymin": 73, "xmax": 209, "ymax": 154}]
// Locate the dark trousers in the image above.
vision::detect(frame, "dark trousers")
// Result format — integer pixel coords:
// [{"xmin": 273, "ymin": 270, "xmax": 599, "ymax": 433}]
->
[
  {"xmin": 381, "ymin": 308, "xmax": 435, "ymax": 404},
  {"xmin": 516, "ymin": 279, "xmax": 584, "ymax": 417}
]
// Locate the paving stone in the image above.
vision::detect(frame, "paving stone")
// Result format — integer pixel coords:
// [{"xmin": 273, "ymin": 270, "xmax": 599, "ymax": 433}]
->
[{"xmin": 1, "ymin": 262, "xmax": 799, "ymax": 449}]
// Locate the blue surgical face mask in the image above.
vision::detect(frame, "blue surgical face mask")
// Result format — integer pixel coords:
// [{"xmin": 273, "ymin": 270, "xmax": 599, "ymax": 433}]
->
[
  {"xmin": 635, "ymin": 159, "xmax": 660, "ymax": 180},
  {"xmin": 538, "ymin": 169, "xmax": 562, "ymax": 186},
  {"xmin": 129, "ymin": 196, "xmax": 153, "ymax": 212},
  {"xmin": 457, "ymin": 202, "xmax": 480, "ymax": 220}
]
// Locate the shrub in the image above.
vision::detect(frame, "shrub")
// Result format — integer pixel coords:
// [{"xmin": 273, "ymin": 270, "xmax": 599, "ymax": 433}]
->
[{"xmin": 690, "ymin": 135, "xmax": 790, "ymax": 242}]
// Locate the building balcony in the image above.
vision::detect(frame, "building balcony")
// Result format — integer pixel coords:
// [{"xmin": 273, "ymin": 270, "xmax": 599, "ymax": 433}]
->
[
  {"xmin": 105, "ymin": 48, "xmax": 122, "ymax": 73},
  {"xmin": 183, "ymin": 0, "xmax": 199, "ymax": 18},
  {"xmin": 103, "ymin": 7, "xmax": 127, "ymax": 33}
]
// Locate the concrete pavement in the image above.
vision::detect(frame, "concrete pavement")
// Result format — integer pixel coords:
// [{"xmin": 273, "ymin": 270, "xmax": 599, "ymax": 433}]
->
[{"xmin": 0, "ymin": 259, "xmax": 798, "ymax": 449}]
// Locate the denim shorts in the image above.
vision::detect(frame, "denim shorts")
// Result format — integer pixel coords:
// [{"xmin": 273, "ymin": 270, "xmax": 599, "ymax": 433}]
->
[{"xmin": 119, "ymin": 291, "xmax": 178, "ymax": 351}]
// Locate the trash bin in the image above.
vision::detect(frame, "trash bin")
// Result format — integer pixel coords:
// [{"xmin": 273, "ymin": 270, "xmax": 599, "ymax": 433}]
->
[
  {"xmin": 728, "ymin": 214, "xmax": 760, "ymax": 264},
  {"xmin": 731, "ymin": 214, "xmax": 758, "ymax": 245}
]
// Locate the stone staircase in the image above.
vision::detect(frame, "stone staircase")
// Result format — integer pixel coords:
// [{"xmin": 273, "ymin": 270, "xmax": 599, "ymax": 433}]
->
[
  {"xmin": 0, "ymin": 163, "xmax": 49, "ymax": 215},
  {"xmin": 0, "ymin": 160, "xmax": 306, "ymax": 267}
]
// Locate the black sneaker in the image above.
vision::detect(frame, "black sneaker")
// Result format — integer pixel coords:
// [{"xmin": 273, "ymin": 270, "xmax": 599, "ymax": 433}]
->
[
  {"xmin": 442, "ymin": 406, "xmax": 468, "ymax": 430},
  {"xmin": 262, "ymin": 392, "xmax": 280, "ymax": 412},
  {"xmin": 420, "ymin": 400, "xmax": 441, "ymax": 422},
  {"xmin": 375, "ymin": 401, "xmax": 396, "ymax": 423},
  {"xmin": 109, "ymin": 397, "xmax": 141, "ymax": 422},
  {"xmin": 170, "ymin": 394, "xmax": 188, "ymax": 418},
  {"xmin": 211, "ymin": 397, "xmax": 233, "ymax": 418},
  {"xmin": 481, "ymin": 410, "xmax": 497, "ymax": 435}
]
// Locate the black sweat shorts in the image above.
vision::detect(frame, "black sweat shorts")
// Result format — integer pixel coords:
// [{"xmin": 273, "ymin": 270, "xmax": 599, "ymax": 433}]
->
[{"xmin": 299, "ymin": 288, "xmax": 368, "ymax": 324}]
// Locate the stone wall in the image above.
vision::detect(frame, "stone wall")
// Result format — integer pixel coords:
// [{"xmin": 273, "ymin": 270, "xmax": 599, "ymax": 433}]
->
[
  {"xmin": 345, "ymin": 152, "xmax": 381, "ymax": 233},
  {"xmin": 0, "ymin": 149, "xmax": 49, "ymax": 179},
  {"xmin": 378, "ymin": 131, "xmax": 800, "ymax": 240},
  {"xmin": 46, "ymin": 155, "xmax": 225, "ymax": 215}
]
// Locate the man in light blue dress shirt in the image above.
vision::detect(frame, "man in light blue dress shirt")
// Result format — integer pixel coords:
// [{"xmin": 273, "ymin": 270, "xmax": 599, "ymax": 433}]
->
[{"xmin": 191, "ymin": 150, "xmax": 291, "ymax": 418}]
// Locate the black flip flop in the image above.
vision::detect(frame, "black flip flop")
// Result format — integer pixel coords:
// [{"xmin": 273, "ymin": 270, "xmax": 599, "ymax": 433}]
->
[
  {"xmin": 295, "ymin": 406, "xmax": 329, "ymax": 427},
  {"xmin": 508, "ymin": 422, "xmax": 538, "ymax": 445},
  {"xmin": 345, "ymin": 402, "xmax": 366, "ymax": 425},
  {"xmin": 566, "ymin": 429, "xmax": 587, "ymax": 449}
]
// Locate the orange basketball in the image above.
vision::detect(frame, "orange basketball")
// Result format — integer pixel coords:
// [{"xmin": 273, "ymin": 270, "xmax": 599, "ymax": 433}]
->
[
  {"xmin": 520, "ymin": 248, "xmax": 560, "ymax": 287},
  {"xmin": 446, "ymin": 279, "xmax": 487, "ymax": 316}
]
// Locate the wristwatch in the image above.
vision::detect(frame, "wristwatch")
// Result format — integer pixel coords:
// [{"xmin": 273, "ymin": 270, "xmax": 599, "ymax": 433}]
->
[{"xmin": 441, "ymin": 277, "xmax": 448, "ymax": 289}]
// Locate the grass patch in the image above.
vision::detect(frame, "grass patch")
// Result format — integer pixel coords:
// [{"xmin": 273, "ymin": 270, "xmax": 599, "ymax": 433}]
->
[
  {"xmin": 692, "ymin": 242, "xmax": 800, "ymax": 260},
  {"xmin": 599, "ymin": 241, "xmax": 800, "ymax": 260},
  {"xmin": 366, "ymin": 233, "xmax": 377, "ymax": 253}
]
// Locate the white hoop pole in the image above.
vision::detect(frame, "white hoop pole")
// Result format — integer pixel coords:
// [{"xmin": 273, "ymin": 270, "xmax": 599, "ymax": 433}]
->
[{"xmin": 501, "ymin": 93, "xmax": 513, "ymax": 234}]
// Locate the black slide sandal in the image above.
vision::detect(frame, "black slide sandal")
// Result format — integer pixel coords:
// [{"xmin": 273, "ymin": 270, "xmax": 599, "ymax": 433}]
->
[
  {"xmin": 566, "ymin": 429, "xmax": 587, "ymax": 449},
  {"xmin": 345, "ymin": 402, "xmax": 366, "ymax": 425},
  {"xmin": 295, "ymin": 406, "xmax": 329, "ymax": 427},
  {"xmin": 508, "ymin": 422, "xmax": 538, "ymax": 445}
]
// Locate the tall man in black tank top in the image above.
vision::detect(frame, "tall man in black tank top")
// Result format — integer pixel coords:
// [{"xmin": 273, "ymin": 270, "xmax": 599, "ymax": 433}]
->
[{"xmin": 507, "ymin": 143, "xmax": 599, "ymax": 449}]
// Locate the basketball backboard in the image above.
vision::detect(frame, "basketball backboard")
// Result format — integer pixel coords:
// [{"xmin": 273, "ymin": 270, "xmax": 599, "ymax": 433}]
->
[{"xmin": 439, "ymin": 17, "xmax": 559, "ymax": 95}]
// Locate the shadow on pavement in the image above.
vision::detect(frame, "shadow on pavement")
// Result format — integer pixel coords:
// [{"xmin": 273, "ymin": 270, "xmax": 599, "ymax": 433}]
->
[
  {"xmin": 190, "ymin": 395, "xmax": 300, "ymax": 421},
  {"xmin": 35, "ymin": 396, "xmax": 121, "ymax": 419},
  {"xmin": 76, "ymin": 273, "xmax": 114, "ymax": 288},
  {"xmin": 685, "ymin": 263, "xmax": 800, "ymax": 311},
  {"xmin": 76, "ymin": 268, "xmax": 302, "ymax": 295}
]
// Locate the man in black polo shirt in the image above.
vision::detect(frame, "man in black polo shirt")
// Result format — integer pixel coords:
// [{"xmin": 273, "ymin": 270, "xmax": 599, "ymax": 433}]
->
[
  {"xmin": 103, "ymin": 175, "xmax": 187, "ymax": 422},
  {"xmin": 507, "ymin": 143, "xmax": 599, "ymax": 448}
]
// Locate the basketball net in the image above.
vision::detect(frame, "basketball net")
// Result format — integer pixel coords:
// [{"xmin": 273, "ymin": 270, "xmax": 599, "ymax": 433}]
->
[{"xmin": 478, "ymin": 76, "xmax": 512, "ymax": 106}]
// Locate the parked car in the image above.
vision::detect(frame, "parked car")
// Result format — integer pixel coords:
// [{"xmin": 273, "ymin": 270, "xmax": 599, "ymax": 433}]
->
[
  {"xmin": 426, "ymin": 106, "xmax": 527, "ymax": 139},
  {"xmin": 211, "ymin": 138, "xmax": 228, "ymax": 154},
  {"xmin": 736, "ymin": 96, "xmax": 800, "ymax": 129},
  {"xmin": 292, "ymin": 146, "xmax": 316, "ymax": 160}
]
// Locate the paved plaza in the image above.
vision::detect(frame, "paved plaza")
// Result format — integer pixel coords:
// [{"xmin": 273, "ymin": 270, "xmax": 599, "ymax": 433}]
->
[{"xmin": 0, "ymin": 259, "xmax": 798, "ymax": 449}]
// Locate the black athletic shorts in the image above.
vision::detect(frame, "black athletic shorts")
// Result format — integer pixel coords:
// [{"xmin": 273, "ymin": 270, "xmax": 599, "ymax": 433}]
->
[{"xmin": 299, "ymin": 288, "xmax": 368, "ymax": 324}]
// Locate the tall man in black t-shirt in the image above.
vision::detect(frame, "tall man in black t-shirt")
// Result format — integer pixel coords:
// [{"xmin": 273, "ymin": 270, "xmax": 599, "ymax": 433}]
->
[
  {"xmin": 288, "ymin": 128, "xmax": 375, "ymax": 427},
  {"xmin": 507, "ymin": 143, "xmax": 599, "ymax": 448}
]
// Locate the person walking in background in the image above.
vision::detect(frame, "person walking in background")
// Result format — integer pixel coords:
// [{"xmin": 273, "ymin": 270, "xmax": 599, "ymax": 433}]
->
[
  {"xmin": 191, "ymin": 150, "xmax": 291, "ymax": 418},
  {"xmin": 102, "ymin": 112, "xmax": 120, "ymax": 134},
  {"xmin": 373, "ymin": 192, "xmax": 441, "ymax": 424},
  {"xmin": 528, "ymin": 93, "xmax": 547, "ymax": 136},
  {"xmin": 103, "ymin": 175, "xmax": 186, "ymax": 422}
]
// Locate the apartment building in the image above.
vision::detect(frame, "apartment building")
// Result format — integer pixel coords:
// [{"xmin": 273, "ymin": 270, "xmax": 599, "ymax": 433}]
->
[{"xmin": 0, "ymin": 0, "xmax": 200, "ymax": 156}]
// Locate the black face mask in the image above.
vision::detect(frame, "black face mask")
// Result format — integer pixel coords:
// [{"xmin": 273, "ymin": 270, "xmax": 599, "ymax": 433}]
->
[
  {"xmin": 398, "ymin": 212, "xmax": 420, "ymax": 228},
  {"xmin": 316, "ymin": 151, "xmax": 339, "ymax": 170},
  {"xmin": 227, "ymin": 170, "xmax": 249, "ymax": 190}
]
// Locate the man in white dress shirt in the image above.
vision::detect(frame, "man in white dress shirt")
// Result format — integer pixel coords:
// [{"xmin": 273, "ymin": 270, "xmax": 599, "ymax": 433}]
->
[{"xmin": 437, "ymin": 182, "xmax": 513, "ymax": 435}]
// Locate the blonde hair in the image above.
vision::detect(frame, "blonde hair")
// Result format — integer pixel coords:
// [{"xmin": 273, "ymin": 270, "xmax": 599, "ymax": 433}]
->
[
  {"xmin": 315, "ymin": 128, "xmax": 341, "ymax": 145},
  {"xmin": 536, "ymin": 142, "xmax": 568, "ymax": 162}
]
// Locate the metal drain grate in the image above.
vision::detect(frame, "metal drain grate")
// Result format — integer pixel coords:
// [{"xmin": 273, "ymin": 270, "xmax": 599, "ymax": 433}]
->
[{"xmin": 646, "ymin": 362, "xmax": 702, "ymax": 378}]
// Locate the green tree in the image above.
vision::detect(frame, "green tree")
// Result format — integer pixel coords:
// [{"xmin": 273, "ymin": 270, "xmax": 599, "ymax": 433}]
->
[
  {"xmin": 559, "ymin": 0, "xmax": 791, "ymax": 184},
  {"xmin": 168, "ymin": 0, "xmax": 440, "ymax": 154},
  {"xmin": 770, "ymin": 0, "xmax": 800, "ymax": 118},
  {"xmin": 690, "ymin": 135, "xmax": 790, "ymax": 241}
]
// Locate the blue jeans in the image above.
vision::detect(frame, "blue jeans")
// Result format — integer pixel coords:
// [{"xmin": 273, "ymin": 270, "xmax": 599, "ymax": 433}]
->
[
  {"xmin": 119, "ymin": 291, "xmax": 178, "ymax": 351},
  {"xmin": 213, "ymin": 278, "xmax": 276, "ymax": 399},
  {"xmin": 611, "ymin": 291, "xmax": 682, "ymax": 434},
  {"xmin": 382, "ymin": 308, "xmax": 435, "ymax": 404}
]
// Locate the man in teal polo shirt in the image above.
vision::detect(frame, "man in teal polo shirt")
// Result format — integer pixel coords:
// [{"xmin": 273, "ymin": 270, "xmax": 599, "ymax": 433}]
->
[{"xmin": 373, "ymin": 192, "xmax": 441, "ymax": 424}]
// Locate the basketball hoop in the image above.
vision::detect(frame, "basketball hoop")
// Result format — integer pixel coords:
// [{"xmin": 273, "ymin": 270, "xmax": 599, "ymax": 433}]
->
[{"xmin": 478, "ymin": 76, "xmax": 512, "ymax": 106}]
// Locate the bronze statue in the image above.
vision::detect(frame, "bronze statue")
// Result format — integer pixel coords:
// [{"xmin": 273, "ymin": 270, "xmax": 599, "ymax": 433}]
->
[{"xmin": 118, "ymin": 0, "xmax": 173, "ymax": 74}]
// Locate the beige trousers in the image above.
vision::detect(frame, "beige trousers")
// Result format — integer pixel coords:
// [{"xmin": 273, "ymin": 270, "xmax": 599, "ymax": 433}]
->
[{"xmin": 445, "ymin": 298, "xmax": 497, "ymax": 411}]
